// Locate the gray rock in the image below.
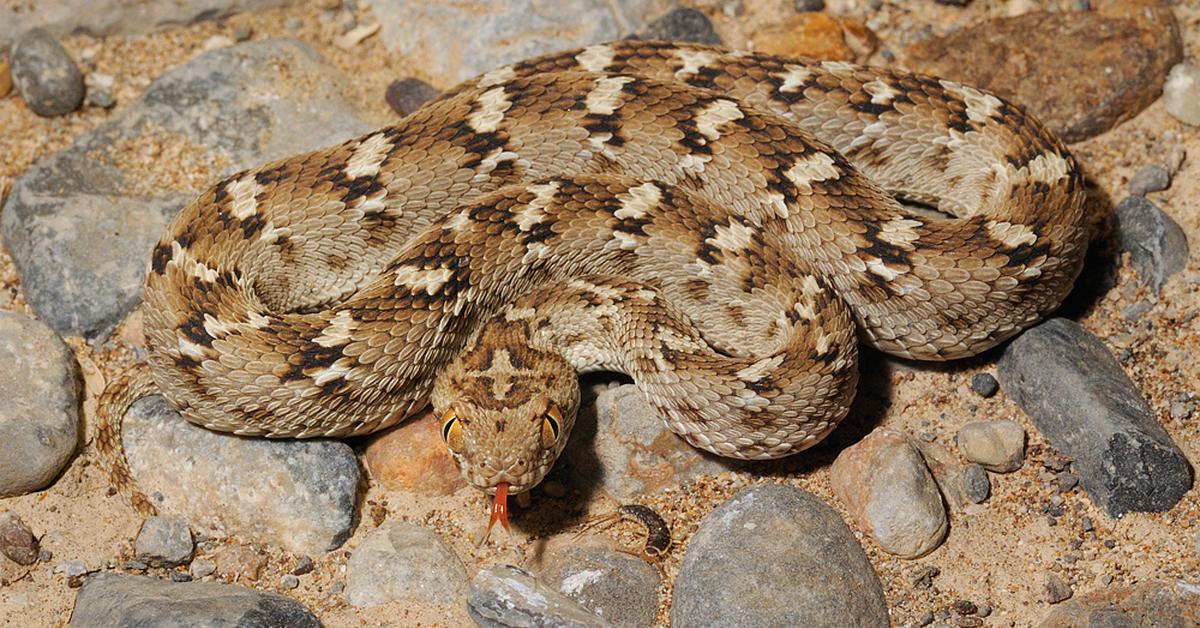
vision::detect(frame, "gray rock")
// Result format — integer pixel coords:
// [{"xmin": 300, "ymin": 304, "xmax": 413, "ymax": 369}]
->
[
  {"xmin": 468, "ymin": 564, "xmax": 609, "ymax": 628},
  {"xmin": 955, "ymin": 419, "xmax": 1026, "ymax": 473},
  {"xmin": 0, "ymin": 39, "xmax": 371, "ymax": 339},
  {"xmin": 134, "ymin": 516, "xmax": 194, "ymax": 568},
  {"xmin": 345, "ymin": 521, "xmax": 467, "ymax": 607},
  {"xmin": 632, "ymin": 7, "xmax": 721, "ymax": 45},
  {"xmin": 190, "ymin": 558, "xmax": 216, "ymax": 579},
  {"xmin": 565, "ymin": 383, "xmax": 740, "ymax": 501},
  {"xmin": 1163, "ymin": 62, "xmax": 1200, "ymax": 126},
  {"xmin": 1045, "ymin": 573, "xmax": 1073, "ymax": 604},
  {"xmin": 279, "ymin": 574, "xmax": 299, "ymax": 590},
  {"xmin": 963, "ymin": 463, "xmax": 990, "ymax": 504},
  {"xmin": 385, "ymin": 77, "xmax": 440, "ymax": 117},
  {"xmin": 0, "ymin": 1, "xmax": 294, "ymax": 50},
  {"xmin": 368, "ymin": 0, "xmax": 675, "ymax": 84},
  {"xmin": 970, "ymin": 373, "xmax": 999, "ymax": 397},
  {"xmin": 998, "ymin": 318, "xmax": 1193, "ymax": 516},
  {"xmin": 916, "ymin": 440, "xmax": 971, "ymax": 513},
  {"xmin": 0, "ymin": 312, "xmax": 79, "ymax": 497},
  {"xmin": 123, "ymin": 395, "xmax": 359, "ymax": 554},
  {"xmin": 672, "ymin": 483, "xmax": 889, "ymax": 627},
  {"xmin": 831, "ymin": 429, "xmax": 948, "ymax": 558},
  {"xmin": 1039, "ymin": 580, "xmax": 1200, "ymax": 628},
  {"xmin": 8, "ymin": 28, "xmax": 83, "ymax": 116},
  {"xmin": 541, "ymin": 545, "xmax": 660, "ymax": 627},
  {"xmin": 1128, "ymin": 165, "xmax": 1171, "ymax": 196},
  {"xmin": 83, "ymin": 88, "xmax": 114, "ymax": 109},
  {"xmin": 1113, "ymin": 196, "xmax": 1189, "ymax": 295},
  {"xmin": 0, "ymin": 511, "xmax": 40, "ymax": 566},
  {"xmin": 70, "ymin": 572, "xmax": 319, "ymax": 627},
  {"xmin": 794, "ymin": 0, "xmax": 826, "ymax": 11}
]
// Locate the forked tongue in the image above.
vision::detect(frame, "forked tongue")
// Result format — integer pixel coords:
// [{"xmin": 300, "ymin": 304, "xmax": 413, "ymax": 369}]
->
[{"xmin": 479, "ymin": 481, "xmax": 511, "ymax": 547}]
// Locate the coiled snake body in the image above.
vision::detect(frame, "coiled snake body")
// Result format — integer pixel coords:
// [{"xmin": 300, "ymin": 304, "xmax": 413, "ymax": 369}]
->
[{"xmin": 98, "ymin": 41, "xmax": 1087, "ymax": 514}]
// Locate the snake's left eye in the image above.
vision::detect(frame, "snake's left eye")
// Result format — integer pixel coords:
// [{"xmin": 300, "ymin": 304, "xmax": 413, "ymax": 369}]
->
[
  {"xmin": 441, "ymin": 409, "xmax": 464, "ymax": 452},
  {"xmin": 541, "ymin": 404, "xmax": 562, "ymax": 448}
]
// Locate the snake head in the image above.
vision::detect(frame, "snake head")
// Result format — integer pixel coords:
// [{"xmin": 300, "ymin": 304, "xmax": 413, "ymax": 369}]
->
[{"xmin": 430, "ymin": 319, "xmax": 580, "ymax": 496}]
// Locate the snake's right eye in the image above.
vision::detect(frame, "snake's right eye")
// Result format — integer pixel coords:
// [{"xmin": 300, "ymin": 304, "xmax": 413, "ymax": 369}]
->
[{"xmin": 441, "ymin": 409, "xmax": 464, "ymax": 452}]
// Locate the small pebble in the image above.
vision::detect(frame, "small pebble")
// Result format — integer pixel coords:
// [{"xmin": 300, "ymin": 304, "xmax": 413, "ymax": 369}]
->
[
  {"xmin": 1056, "ymin": 472, "xmax": 1079, "ymax": 493},
  {"xmin": 121, "ymin": 560, "xmax": 147, "ymax": 572},
  {"xmin": 1103, "ymin": 539, "xmax": 1116, "ymax": 549},
  {"xmin": 1127, "ymin": 165, "xmax": 1170, "ymax": 196},
  {"xmin": 1045, "ymin": 573, "xmax": 1073, "ymax": 603},
  {"xmin": 1169, "ymin": 394, "xmax": 1194, "ymax": 421},
  {"xmin": 190, "ymin": 558, "xmax": 216, "ymax": 578},
  {"xmin": 934, "ymin": 0, "xmax": 971, "ymax": 5},
  {"xmin": 169, "ymin": 571, "xmax": 192, "ymax": 582},
  {"xmin": 134, "ymin": 516, "xmax": 194, "ymax": 568},
  {"xmin": 794, "ymin": 0, "xmax": 826, "ymax": 10},
  {"xmin": 384, "ymin": 78, "xmax": 440, "ymax": 117},
  {"xmin": 292, "ymin": 555, "xmax": 314, "ymax": 575},
  {"xmin": 1163, "ymin": 63, "xmax": 1200, "ymax": 125},
  {"xmin": 956, "ymin": 618, "xmax": 983, "ymax": 627},
  {"xmin": 963, "ymin": 463, "xmax": 990, "ymax": 504},
  {"xmin": 232, "ymin": 24, "xmax": 253, "ymax": 42},
  {"xmin": 38, "ymin": 548, "xmax": 52, "ymax": 563},
  {"xmin": 952, "ymin": 599, "xmax": 977, "ymax": 615},
  {"xmin": 969, "ymin": 373, "xmax": 999, "ymax": 397},
  {"xmin": 956, "ymin": 420, "xmax": 1026, "ymax": 472},
  {"xmin": 1099, "ymin": 574, "xmax": 1113, "ymax": 585},
  {"xmin": 285, "ymin": 17, "xmax": 303, "ymax": 31},
  {"xmin": 916, "ymin": 610, "xmax": 934, "ymax": 627},
  {"xmin": 329, "ymin": 581, "xmax": 345, "ymax": 595},
  {"xmin": 0, "ymin": 512, "xmax": 40, "ymax": 566},
  {"xmin": 280, "ymin": 574, "xmax": 300, "ymax": 590},
  {"xmin": 977, "ymin": 603, "xmax": 991, "ymax": 617},
  {"xmin": 85, "ymin": 89, "xmax": 115, "ymax": 108}
]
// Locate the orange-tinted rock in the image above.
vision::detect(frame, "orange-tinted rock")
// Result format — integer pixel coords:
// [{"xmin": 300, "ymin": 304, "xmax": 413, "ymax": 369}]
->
[
  {"xmin": 830, "ymin": 428, "xmax": 947, "ymax": 559},
  {"xmin": 364, "ymin": 409, "xmax": 465, "ymax": 496},
  {"xmin": 905, "ymin": 0, "xmax": 1182, "ymax": 142},
  {"xmin": 753, "ymin": 13, "xmax": 877, "ymax": 62}
]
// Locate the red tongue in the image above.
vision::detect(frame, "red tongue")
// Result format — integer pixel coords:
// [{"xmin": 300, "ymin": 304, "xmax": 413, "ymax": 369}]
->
[{"xmin": 487, "ymin": 482, "xmax": 511, "ymax": 536}]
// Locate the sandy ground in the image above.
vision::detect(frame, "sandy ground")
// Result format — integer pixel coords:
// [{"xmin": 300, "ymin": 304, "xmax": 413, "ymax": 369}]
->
[{"xmin": 1, "ymin": 1, "xmax": 1199, "ymax": 626}]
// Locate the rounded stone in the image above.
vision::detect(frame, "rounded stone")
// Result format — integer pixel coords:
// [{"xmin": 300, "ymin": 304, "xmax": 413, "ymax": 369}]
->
[
  {"xmin": 956, "ymin": 420, "xmax": 1026, "ymax": 473},
  {"xmin": 0, "ymin": 312, "xmax": 80, "ymax": 497},
  {"xmin": 9, "ymin": 28, "xmax": 84, "ymax": 116},
  {"xmin": 831, "ymin": 429, "xmax": 949, "ymax": 558},
  {"xmin": 672, "ymin": 483, "xmax": 888, "ymax": 626}
]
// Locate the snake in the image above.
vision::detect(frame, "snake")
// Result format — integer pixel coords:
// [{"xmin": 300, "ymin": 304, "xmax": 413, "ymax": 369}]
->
[{"xmin": 96, "ymin": 40, "xmax": 1088, "ymax": 531}]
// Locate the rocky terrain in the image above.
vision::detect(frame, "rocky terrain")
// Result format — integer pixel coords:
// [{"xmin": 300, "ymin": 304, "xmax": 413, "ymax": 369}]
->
[{"xmin": 1, "ymin": 0, "xmax": 1198, "ymax": 626}]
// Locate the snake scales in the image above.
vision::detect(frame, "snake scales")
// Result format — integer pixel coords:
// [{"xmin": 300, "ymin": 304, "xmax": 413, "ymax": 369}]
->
[{"xmin": 97, "ymin": 40, "xmax": 1087, "ymax": 515}]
